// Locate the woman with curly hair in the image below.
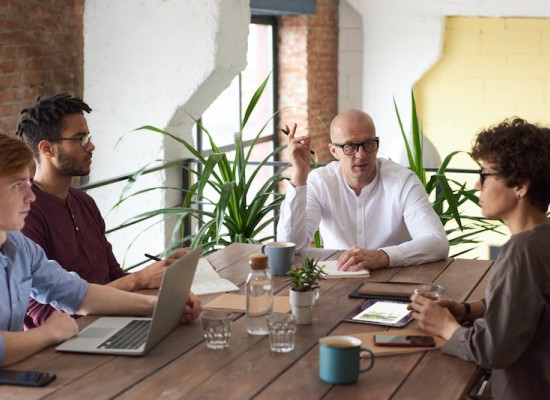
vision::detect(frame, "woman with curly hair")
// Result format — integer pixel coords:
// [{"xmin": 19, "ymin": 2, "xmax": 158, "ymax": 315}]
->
[{"xmin": 409, "ymin": 118, "xmax": 550, "ymax": 399}]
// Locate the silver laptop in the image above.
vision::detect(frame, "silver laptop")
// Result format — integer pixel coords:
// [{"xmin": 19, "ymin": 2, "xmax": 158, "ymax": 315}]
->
[{"xmin": 56, "ymin": 247, "xmax": 201, "ymax": 356}]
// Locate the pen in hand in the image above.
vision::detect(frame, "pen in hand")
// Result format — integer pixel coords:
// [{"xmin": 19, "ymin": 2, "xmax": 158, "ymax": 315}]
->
[
  {"xmin": 281, "ymin": 128, "xmax": 315, "ymax": 155},
  {"xmin": 144, "ymin": 253, "xmax": 162, "ymax": 262}
]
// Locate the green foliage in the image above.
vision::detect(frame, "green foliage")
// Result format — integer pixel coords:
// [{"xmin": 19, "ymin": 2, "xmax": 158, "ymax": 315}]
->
[
  {"xmin": 286, "ymin": 254, "xmax": 326, "ymax": 292},
  {"xmin": 112, "ymin": 74, "xmax": 289, "ymax": 254},
  {"xmin": 394, "ymin": 91, "xmax": 503, "ymax": 256}
]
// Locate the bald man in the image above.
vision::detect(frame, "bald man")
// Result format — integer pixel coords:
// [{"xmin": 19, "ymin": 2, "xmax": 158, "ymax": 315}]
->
[{"xmin": 277, "ymin": 109, "xmax": 449, "ymax": 271}]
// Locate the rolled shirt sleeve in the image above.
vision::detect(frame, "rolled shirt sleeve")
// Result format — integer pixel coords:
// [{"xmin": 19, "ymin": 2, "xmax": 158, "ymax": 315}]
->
[
  {"xmin": 1, "ymin": 232, "xmax": 89, "ymax": 339},
  {"xmin": 277, "ymin": 184, "xmax": 322, "ymax": 252},
  {"xmin": 379, "ymin": 173, "xmax": 449, "ymax": 266}
]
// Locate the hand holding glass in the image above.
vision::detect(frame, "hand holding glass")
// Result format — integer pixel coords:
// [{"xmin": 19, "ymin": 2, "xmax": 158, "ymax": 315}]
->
[{"xmin": 414, "ymin": 284, "xmax": 444, "ymax": 300}]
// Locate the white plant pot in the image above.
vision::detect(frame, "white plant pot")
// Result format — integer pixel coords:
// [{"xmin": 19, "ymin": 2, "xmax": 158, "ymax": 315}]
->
[{"xmin": 289, "ymin": 289, "xmax": 319, "ymax": 325}]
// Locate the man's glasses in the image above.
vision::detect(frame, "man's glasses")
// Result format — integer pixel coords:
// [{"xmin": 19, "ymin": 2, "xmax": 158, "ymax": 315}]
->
[
  {"xmin": 478, "ymin": 169, "xmax": 498, "ymax": 187},
  {"xmin": 332, "ymin": 137, "xmax": 379, "ymax": 156},
  {"xmin": 52, "ymin": 134, "xmax": 92, "ymax": 148}
]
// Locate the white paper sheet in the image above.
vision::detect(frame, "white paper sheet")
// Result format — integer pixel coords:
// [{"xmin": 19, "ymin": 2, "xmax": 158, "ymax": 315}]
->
[
  {"xmin": 191, "ymin": 258, "xmax": 239, "ymax": 295},
  {"xmin": 320, "ymin": 260, "xmax": 370, "ymax": 278}
]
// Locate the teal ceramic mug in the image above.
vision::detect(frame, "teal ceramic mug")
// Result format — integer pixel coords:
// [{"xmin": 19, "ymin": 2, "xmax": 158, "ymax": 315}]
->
[
  {"xmin": 261, "ymin": 241, "xmax": 295, "ymax": 276},
  {"xmin": 319, "ymin": 335, "xmax": 375, "ymax": 384}
]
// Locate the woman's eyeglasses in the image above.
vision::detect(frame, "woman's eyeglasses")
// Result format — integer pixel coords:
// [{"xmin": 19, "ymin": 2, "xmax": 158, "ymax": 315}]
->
[{"xmin": 478, "ymin": 169, "xmax": 498, "ymax": 187}]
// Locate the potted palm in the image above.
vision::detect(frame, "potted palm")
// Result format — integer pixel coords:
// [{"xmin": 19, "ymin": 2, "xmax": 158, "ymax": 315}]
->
[
  {"xmin": 287, "ymin": 255, "xmax": 326, "ymax": 325},
  {"xmin": 394, "ymin": 91, "xmax": 503, "ymax": 256},
  {"xmin": 110, "ymin": 74, "xmax": 290, "ymax": 256}
]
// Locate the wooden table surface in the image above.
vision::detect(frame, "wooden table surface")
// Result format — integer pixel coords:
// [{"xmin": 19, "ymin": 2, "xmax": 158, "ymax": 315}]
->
[{"xmin": 1, "ymin": 243, "xmax": 493, "ymax": 400}]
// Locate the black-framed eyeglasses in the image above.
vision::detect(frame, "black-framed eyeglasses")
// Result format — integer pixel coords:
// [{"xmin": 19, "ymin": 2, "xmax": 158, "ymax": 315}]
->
[
  {"xmin": 52, "ymin": 134, "xmax": 92, "ymax": 148},
  {"xmin": 332, "ymin": 137, "xmax": 380, "ymax": 156},
  {"xmin": 478, "ymin": 169, "xmax": 498, "ymax": 187}
]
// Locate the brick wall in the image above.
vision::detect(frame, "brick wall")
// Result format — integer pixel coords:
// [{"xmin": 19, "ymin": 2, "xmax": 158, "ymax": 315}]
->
[
  {"xmin": 278, "ymin": 0, "xmax": 338, "ymax": 164},
  {"xmin": 0, "ymin": 0, "xmax": 84, "ymax": 134}
]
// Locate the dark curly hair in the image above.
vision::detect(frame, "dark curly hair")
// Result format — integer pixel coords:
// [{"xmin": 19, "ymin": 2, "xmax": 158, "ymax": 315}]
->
[
  {"xmin": 15, "ymin": 93, "xmax": 92, "ymax": 159},
  {"xmin": 471, "ymin": 117, "xmax": 550, "ymax": 212}
]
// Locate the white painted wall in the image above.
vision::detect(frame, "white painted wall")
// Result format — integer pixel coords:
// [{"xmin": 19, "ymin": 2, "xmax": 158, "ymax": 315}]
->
[
  {"xmin": 338, "ymin": 1, "xmax": 363, "ymax": 112},
  {"xmin": 340, "ymin": 0, "xmax": 550, "ymax": 162},
  {"xmin": 83, "ymin": 0, "xmax": 250, "ymax": 265}
]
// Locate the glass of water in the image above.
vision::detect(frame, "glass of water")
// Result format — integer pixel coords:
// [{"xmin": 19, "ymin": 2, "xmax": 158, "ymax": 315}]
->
[
  {"xmin": 200, "ymin": 310, "xmax": 233, "ymax": 350},
  {"xmin": 267, "ymin": 313, "xmax": 297, "ymax": 353},
  {"xmin": 414, "ymin": 284, "xmax": 444, "ymax": 300}
]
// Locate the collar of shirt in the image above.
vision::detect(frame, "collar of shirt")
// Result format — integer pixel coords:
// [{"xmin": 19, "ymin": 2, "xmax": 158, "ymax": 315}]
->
[{"xmin": 336, "ymin": 159, "xmax": 381, "ymax": 197}]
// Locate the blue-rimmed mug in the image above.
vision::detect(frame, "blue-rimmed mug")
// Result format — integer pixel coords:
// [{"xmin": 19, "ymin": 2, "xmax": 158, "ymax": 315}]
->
[
  {"xmin": 261, "ymin": 241, "xmax": 295, "ymax": 276},
  {"xmin": 319, "ymin": 335, "xmax": 375, "ymax": 384}
]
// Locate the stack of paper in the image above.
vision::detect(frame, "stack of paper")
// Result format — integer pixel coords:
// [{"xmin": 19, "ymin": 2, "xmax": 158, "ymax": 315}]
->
[
  {"xmin": 191, "ymin": 259, "xmax": 240, "ymax": 295},
  {"xmin": 320, "ymin": 260, "xmax": 370, "ymax": 279}
]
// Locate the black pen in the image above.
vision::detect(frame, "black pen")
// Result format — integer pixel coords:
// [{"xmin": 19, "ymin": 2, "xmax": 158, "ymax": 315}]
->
[
  {"xmin": 281, "ymin": 128, "xmax": 315, "ymax": 155},
  {"xmin": 144, "ymin": 253, "xmax": 162, "ymax": 262}
]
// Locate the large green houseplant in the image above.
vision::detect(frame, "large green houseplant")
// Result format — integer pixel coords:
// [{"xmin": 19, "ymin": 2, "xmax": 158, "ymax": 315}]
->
[
  {"xmin": 112, "ymin": 75, "xmax": 289, "ymax": 254},
  {"xmin": 394, "ymin": 91, "xmax": 502, "ymax": 256}
]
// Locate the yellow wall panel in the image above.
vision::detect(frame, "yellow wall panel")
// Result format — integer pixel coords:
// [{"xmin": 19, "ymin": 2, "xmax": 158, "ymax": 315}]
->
[
  {"xmin": 481, "ymin": 29, "xmax": 540, "ymax": 54},
  {"xmin": 508, "ymin": 55, "xmax": 550, "ymax": 78},
  {"xmin": 485, "ymin": 78, "xmax": 545, "ymax": 102},
  {"xmin": 412, "ymin": 17, "xmax": 550, "ymax": 258},
  {"xmin": 416, "ymin": 16, "xmax": 550, "ymax": 161}
]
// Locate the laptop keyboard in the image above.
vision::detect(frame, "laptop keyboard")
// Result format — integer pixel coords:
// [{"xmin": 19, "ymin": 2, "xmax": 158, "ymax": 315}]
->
[{"xmin": 98, "ymin": 320, "xmax": 151, "ymax": 350}]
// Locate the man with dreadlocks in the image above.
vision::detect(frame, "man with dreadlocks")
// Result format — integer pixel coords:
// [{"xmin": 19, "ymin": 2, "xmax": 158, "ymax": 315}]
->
[
  {"xmin": 0, "ymin": 132, "xmax": 200, "ymax": 366},
  {"xmin": 16, "ymin": 93, "xmax": 195, "ymax": 329}
]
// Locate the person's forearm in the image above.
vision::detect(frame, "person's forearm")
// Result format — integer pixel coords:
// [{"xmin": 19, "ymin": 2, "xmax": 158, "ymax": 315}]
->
[
  {"xmin": 76, "ymin": 284, "xmax": 156, "ymax": 317},
  {"xmin": 291, "ymin": 170, "xmax": 308, "ymax": 187},
  {"xmin": 463, "ymin": 299, "xmax": 486, "ymax": 322},
  {"xmin": 1, "ymin": 328, "xmax": 58, "ymax": 366},
  {"xmin": 277, "ymin": 186, "xmax": 312, "ymax": 252},
  {"xmin": 107, "ymin": 273, "xmax": 139, "ymax": 292}
]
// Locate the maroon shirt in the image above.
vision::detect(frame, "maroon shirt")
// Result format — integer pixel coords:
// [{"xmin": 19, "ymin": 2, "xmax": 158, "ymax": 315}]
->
[{"xmin": 22, "ymin": 183, "xmax": 126, "ymax": 328}]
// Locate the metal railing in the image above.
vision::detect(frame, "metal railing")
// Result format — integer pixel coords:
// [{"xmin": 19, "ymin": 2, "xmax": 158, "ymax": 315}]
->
[{"xmin": 80, "ymin": 144, "xmax": 483, "ymax": 268}]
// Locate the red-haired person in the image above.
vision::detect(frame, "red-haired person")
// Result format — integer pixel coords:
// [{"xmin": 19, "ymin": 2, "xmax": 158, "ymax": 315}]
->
[{"xmin": 0, "ymin": 133, "xmax": 200, "ymax": 366}]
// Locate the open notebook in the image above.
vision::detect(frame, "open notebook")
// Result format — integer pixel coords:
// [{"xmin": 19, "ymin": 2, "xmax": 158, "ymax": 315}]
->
[
  {"xmin": 191, "ymin": 259, "xmax": 239, "ymax": 295},
  {"xmin": 320, "ymin": 260, "xmax": 370, "ymax": 278}
]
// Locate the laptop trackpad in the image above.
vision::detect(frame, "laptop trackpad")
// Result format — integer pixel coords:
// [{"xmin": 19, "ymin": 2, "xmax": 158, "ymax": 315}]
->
[{"xmin": 79, "ymin": 327, "xmax": 115, "ymax": 339}]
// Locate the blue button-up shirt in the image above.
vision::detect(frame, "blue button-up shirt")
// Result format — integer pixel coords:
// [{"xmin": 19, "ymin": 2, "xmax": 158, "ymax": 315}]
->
[{"xmin": 0, "ymin": 231, "xmax": 89, "ymax": 362}]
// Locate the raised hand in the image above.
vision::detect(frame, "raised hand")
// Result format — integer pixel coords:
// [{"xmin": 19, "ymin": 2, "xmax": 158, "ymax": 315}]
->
[{"xmin": 285, "ymin": 123, "xmax": 312, "ymax": 187}]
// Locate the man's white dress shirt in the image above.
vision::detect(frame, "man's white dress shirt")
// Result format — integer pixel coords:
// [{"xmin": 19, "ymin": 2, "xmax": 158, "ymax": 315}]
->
[{"xmin": 277, "ymin": 158, "xmax": 449, "ymax": 267}]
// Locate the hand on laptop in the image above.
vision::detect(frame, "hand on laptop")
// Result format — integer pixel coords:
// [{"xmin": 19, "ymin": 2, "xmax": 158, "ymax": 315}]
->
[{"xmin": 181, "ymin": 292, "xmax": 201, "ymax": 324}]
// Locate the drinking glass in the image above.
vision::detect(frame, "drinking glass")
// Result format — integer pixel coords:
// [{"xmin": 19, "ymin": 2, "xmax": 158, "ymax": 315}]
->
[
  {"xmin": 267, "ymin": 313, "xmax": 297, "ymax": 353},
  {"xmin": 414, "ymin": 284, "xmax": 444, "ymax": 300},
  {"xmin": 200, "ymin": 311, "xmax": 233, "ymax": 349}
]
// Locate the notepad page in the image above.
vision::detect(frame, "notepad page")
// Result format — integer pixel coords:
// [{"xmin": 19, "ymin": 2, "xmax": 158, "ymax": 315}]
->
[
  {"xmin": 191, "ymin": 259, "xmax": 239, "ymax": 295},
  {"xmin": 321, "ymin": 260, "xmax": 371, "ymax": 278}
]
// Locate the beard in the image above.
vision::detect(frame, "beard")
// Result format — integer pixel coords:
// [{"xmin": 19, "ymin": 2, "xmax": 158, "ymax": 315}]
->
[{"xmin": 57, "ymin": 147, "xmax": 91, "ymax": 177}]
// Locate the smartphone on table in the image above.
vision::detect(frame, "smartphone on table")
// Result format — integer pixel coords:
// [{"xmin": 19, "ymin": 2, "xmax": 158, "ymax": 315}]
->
[
  {"xmin": 373, "ymin": 334, "xmax": 436, "ymax": 347},
  {"xmin": 0, "ymin": 369, "xmax": 56, "ymax": 387}
]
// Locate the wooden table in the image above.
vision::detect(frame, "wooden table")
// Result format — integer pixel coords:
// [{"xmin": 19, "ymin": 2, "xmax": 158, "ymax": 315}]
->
[{"xmin": 2, "ymin": 243, "xmax": 493, "ymax": 400}]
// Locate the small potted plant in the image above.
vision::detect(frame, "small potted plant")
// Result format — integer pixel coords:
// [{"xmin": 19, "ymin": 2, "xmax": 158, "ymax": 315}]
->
[{"xmin": 287, "ymin": 255, "xmax": 326, "ymax": 325}]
